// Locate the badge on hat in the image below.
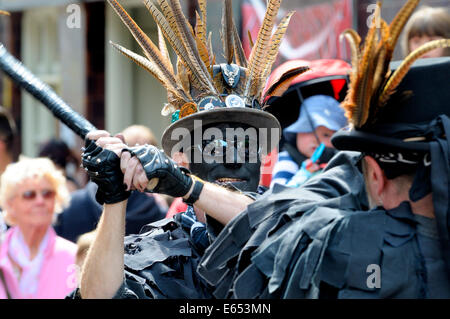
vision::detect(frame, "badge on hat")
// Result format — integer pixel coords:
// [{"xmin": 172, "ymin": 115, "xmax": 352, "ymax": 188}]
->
[
  {"xmin": 220, "ymin": 64, "xmax": 241, "ymax": 88},
  {"xmin": 198, "ymin": 96, "xmax": 225, "ymax": 111}
]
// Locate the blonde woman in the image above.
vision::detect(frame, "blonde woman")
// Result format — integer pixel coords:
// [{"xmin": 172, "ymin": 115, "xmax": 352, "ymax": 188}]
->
[{"xmin": 0, "ymin": 157, "xmax": 77, "ymax": 299}]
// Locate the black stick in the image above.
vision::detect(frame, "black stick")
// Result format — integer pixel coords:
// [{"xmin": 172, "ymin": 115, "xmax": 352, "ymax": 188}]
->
[{"xmin": 0, "ymin": 44, "xmax": 96, "ymax": 139}]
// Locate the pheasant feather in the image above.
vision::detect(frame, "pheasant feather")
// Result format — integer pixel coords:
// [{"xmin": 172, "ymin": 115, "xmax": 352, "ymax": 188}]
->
[
  {"xmin": 197, "ymin": 0, "xmax": 207, "ymax": 38},
  {"xmin": 108, "ymin": 0, "xmax": 293, "ymax": 118},
  {"xmin": 245, "ymin": 0, "xmax": 283, "ymax": 101},
  {"xmin": 380, "ymin": 38, "xmax": 450, "ymax": 106},
  {"xmin": 110, "ymin": 41, "xmax": 190, "ymax": 101},
  {"xmin": 195, "ymin": 11, "xmax": 207, "ymax": 46},
  {"xmin": 232, "ymin": 21, "xmax": 248, "ymax": 68},
  {"xmin": 340, "ymin": 0, "xmax": 445, "ymax": 129},
  {"xmin": 262, "ymin": 66, "xmax": 310, "ymax": 101},
  {"xmin": 177, "ymin": 57, "xmax": 191, "ymax": 94},
  {"xmin": 157, "ymin": 26, "xmax": 173, "ymax": 74},
  {"xmin": 340, "ymin": 29, "xmax": 361, "ymax": 73},
  {"xmin": 388, "ymin": 0, "xmax": 420, "ymax": 47},
  {"xmin": 144, "ymin": 0, "xmax": 212, "ymax": 93},
  {"xmin": 222, "ymin": 0, "xmax": 234, "ymax": 64},
  {"xmin": 167, "ymin": 0, "xmax": 217, "ymax": 94},
  {"xmin": 260, "ymin": 11, "xmax": 295, "ymax": 94},
  {"xmin": 107, "ymin": 1, "xmax": 184, "ymax": 101}
]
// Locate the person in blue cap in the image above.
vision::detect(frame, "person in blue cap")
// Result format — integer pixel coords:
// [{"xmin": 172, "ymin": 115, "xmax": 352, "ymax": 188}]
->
[{"xmin": 270, "ymin": 94, "xmax": 347, "ymax": 187}]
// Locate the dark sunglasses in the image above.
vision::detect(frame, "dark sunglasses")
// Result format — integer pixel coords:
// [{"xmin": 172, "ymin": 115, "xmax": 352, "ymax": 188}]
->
[{"xmin": 21, "ymin": 189, "xmax": 56, "ymax": 200}]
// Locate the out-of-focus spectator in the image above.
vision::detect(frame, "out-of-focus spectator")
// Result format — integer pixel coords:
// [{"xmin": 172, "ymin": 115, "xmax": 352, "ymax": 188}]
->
[
  {"xmin": 53, "ymin": 125, "xmax": 167, "ymax": 243},
  {"xmin": 402, "ymin": 6, "xmax": 450, "ymax": 58},
  {"xmin": 121, "ymin": 124, "xmax": 158, "ymax": 147},
  {"xmin": 75, "ymin": 230, "xmax": 96, "ymax": 269},
  {"xmin": 270, "ymin": 95, "xmax": 347, "ymax": 187},
  {"xmin": 0, "ymin": 214, "xmax": 5, "ymax": 241},
  {"xmin": 38, "ymin": 138, "xmax": 81, "ymax": 193},
  {"xmin": 0, "ymin": 106, "xmax": 18, "ymax": 240},
  {"xmin": 0, "ymin": 157, "xmax": 77, "ymax": 299},
  {"xmin": 122, "ymin": 125, "xmax": 170, "ymax": 210},
  {"xmin": 165, "ymin": 151, "xmax": 191, "ymax": 218},
  {"xmin": 0, "ymin": 106, "xmax": 17, "ymax": 177},
  {"xmin": 70, "ymin": 230, "xmax": 97, "ymax": 293},
  {"xmin": 259, "ymin": 59, "xmax": 350, "ymax": 188}
]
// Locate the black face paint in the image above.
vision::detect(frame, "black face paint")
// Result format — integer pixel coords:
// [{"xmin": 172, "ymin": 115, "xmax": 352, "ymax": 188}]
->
[{"xmin": 188, "ymin": 122, "xmax": 261, "ymax": 192}]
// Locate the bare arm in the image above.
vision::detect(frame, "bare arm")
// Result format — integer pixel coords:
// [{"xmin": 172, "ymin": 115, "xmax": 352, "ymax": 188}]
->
[
  {"xmin": 80, "ymin": 201, "xmax": 126, "ymax": 299},
  {"xmin": 185, "ymin": 182, "xmax": 254, "ymax": 225},
  {"xmin": 79, "ymin": 130, "xmax": 129, "ymax": 299}
]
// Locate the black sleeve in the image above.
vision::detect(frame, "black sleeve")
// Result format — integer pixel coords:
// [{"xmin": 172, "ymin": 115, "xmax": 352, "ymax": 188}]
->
[
  {"xmin": 65, "ymin": 279, "xmax": 146, "ymax": 299},
  {"xmin": 112, "ymin": 279, "xmax": 144, "ymax": 299}
]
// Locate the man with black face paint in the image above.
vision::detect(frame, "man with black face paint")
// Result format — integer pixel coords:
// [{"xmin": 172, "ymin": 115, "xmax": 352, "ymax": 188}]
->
[
  {"xmin": 73, "ymin": 0, "xmax": 303, "ymax": 299},
  {"xmin": 76, "ymin": 120, "xmax": 267, "ymax": 299},
  {"xmin": 189, "ymin": 123, "xmax": 262, "ymax": 193}
]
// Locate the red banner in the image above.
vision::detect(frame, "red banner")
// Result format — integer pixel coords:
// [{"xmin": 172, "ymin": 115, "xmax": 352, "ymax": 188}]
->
[{"xmin": 242, "ymin": 0, "xmax": 353, "ymax": 66}]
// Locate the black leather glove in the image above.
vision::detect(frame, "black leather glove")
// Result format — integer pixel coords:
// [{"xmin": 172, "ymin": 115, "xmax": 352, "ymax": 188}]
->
[
  {"xmin": 125, "ymin": 145, "xmax": 193, "ymax": 198},
  {"xmin": 81, "ymin": 139, "xmax": 131, "ymax": 204}
]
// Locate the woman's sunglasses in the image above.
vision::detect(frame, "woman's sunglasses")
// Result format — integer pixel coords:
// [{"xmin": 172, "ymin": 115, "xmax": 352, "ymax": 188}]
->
[{"xmin": 21, "ymin": 189, "xmax": 56, "ymax": 200}]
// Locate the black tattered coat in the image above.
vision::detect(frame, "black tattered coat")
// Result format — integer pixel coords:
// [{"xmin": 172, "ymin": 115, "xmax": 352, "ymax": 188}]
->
[{"xmin": 197, "ymin": 151, "xmax": 450, "ymax": 298}]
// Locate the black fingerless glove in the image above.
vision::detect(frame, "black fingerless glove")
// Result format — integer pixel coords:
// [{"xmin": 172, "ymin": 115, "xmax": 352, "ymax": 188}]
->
[
  {"xmin": 82, "ymin": 139, "xmax": 131, "ymax": 204},
  {"xmin": 125, "ymin": 145, "xmax": 193, "ymax": 198}
]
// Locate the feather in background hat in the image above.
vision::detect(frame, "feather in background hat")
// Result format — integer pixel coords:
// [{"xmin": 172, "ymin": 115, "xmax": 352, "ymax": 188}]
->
[{"xmin": 340, "ymin": 0, "xmax": 450, "ymax": 130}]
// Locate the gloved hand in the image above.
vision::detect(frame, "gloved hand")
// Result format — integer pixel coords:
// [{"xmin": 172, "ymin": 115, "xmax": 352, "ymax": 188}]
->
[
  {"xmin": 124, "ymin": 144, "xmax": 193, "ymax": 198},
  {"xmin": 82, "ymin": 138, "xmax": 131, "ymax": 204}
]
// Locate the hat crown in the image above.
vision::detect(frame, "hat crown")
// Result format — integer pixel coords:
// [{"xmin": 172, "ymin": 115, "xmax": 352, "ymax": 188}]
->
[{"xmin": 375, "ymin": 57, "xmax": 450, "ymax": 126}]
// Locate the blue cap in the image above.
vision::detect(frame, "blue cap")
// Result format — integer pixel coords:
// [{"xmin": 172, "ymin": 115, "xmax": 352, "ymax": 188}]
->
[{"xmin": 284, "ymin": 95, "xmax": 347, "ymax": 135}]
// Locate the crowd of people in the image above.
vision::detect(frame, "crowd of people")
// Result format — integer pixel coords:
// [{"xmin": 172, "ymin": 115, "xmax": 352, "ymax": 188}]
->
[{"xmin": 0, "ymin": 0, "xmax": 449, "ymax": 300}]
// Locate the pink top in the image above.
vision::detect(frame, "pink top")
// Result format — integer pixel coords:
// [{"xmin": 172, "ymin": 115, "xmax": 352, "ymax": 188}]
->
[{"xmin": 0, "ymin": 226, "xmax": 77, "ymax": 299}]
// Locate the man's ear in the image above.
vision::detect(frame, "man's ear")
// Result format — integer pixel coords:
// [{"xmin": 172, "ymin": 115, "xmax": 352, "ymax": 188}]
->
[
  {"xmin": 171, "ymin": 151, "xmax": 190, "ymax": 169},
  {"xmin": 363, "ymin": 156, "xmax": 387, "ymax": 199}
]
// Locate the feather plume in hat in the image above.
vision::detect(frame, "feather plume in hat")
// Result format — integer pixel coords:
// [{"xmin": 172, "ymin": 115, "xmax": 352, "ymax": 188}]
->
[
  {"xmin": 106, "ymin": 0, "xmax": 308, "ymax": 119},
  {"xmin": 340, "ymin": 0, "xmax": 450, "ymax": 130}
]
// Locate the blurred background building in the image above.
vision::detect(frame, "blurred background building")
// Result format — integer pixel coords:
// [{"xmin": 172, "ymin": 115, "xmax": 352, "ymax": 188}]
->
[{"xmin": 0, "ymin": 0, "xmax": 447, "ymax": 163}]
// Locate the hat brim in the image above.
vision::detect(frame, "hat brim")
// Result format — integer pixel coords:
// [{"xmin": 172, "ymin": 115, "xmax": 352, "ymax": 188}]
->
[
  {"xmin": 331, "ymin": 128, "xmax": 430, "ymax": 154},
  {"xmin": 161, "ymin": 108, "xmax": 281, "ymax": 156}
]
